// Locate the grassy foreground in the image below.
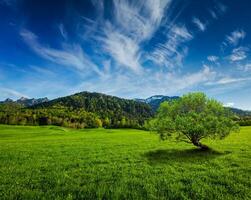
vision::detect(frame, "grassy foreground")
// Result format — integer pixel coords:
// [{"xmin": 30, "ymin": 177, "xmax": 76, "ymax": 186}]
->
[{"xmin": 0, "ymin": 125, "xmax": 250, "ymax": 200}]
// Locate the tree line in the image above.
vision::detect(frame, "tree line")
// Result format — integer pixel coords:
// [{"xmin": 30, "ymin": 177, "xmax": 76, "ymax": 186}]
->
[
  {"xmin": 0, "ymin": 92, "xmax": 153, "ymax": 129},
  {"xmin": 0, "ymin": 91, "xmax": 249, "ymax": 129}
]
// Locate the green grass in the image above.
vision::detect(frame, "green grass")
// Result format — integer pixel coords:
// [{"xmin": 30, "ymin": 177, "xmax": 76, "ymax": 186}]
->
[{"xmin": 0, "ymin": 125, "xmax": 250, "ymax": 200}]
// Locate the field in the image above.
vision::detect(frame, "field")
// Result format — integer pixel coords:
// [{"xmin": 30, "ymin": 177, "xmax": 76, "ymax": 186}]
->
[{"xmin": 0, "ymin": 125, "xmax": 250, "ymax": 200}]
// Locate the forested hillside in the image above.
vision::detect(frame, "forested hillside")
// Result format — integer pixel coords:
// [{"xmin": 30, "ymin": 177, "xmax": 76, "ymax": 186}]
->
[
  {"xmin": 1, "ymin": 91, "xmax": 251, "ymax": 128},
  {"xmin": 0, "ymin": 92, "xmax": 153, "ymax": 128}
]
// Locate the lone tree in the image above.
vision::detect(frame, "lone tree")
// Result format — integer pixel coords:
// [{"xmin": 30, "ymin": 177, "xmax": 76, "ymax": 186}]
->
[{"xmin": 146, "ymin": 92, "xmax": 239, "ymax": 150}]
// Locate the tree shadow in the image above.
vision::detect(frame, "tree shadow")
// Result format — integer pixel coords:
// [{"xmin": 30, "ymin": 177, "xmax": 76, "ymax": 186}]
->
[{"xmin": 144, "ymin": 148, "xmax": 230, "ymax": 164}]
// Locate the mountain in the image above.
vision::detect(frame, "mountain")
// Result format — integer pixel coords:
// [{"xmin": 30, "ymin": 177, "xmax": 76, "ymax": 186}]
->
[
  {"xmin": 0, "ymin": 97, "xmax": 49, "ymax": 107},
  {"xmin": 136, "ymin": 95, "xmax": 251, "ymax": 117},
  {"xmin": 1, "ymin": 92, "xmax": 250, "ymax": 129},
  {"xmin": 0, "ymin": 91, "xmax": 153, "ymax": 128},
  {"xmin": 32, "ymin": 91, "xmax": 153, "ymax": 122},
  {"xmin": 229, "ymin": 107, "xmax": 251, "ymax": 117},
  {"xmin": 135, "ymin": 95, "xmax": 179, "ymax": 111}
]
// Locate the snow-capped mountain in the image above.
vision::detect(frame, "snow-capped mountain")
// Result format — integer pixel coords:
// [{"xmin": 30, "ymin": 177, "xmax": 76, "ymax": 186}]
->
[
  {"xmin": 135, "ymin": 95, "xmax": 179, "ymax": 111},
  {"xmin": 0, "ymin": 97, "xmax": 49, "ymax": 107}
]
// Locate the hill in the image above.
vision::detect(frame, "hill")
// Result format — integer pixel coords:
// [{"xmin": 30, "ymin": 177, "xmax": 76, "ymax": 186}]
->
[
  {"xmin": 1, "ymin": 92, "xmax": 251, "ymax": 128},
  {"xmin": 0, "ymin": 91, "xmax": 153, "ymax": 128},
  {"xmin": 32, "ymin": 91, "xmax": 152, "ymax": 118}
]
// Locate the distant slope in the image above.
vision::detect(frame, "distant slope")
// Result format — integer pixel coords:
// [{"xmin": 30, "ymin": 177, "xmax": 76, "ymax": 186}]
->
[
  {"xmin": 31, "ymin": 91, "xmax": 153, "ymax": 126},
  {"xmin": 1, "ymin": 92, "xmax": 250, "ymax": 128},
  {"xmin": 135, "ymin": 95, "xmax": 251, "ymax": 117},
  {"xmin": 229, "ymin": 107, "xmax": 251, "ymax": 117},
  {"xmin": 0, "ymin": 97, "xmax": 49, "ymax": 107},
  {"xmin": 135, "ymin": 95, "xmax": 179, "ymax": 111}
]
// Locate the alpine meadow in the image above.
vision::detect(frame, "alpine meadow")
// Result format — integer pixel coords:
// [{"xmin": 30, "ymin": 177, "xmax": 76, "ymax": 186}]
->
[{"xmin": 0, "ymin": 0, "xmax": 251, "ymax": 200}]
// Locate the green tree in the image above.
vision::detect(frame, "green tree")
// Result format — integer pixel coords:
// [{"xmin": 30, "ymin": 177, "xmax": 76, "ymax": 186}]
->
[
  {"xmin": 147, "ymin": 92, "xmax": 239, "ymax": 150},
  {"xmin": 103, "ymin": 117, "xmax": 111, "ymax": 128},
  {"xmin": 95, "ymin": 118, "xmax": 103, "ymax": 128},
  {"xmin": 121, "ymin": 117, "xmax": 126, "ymax": 127}
]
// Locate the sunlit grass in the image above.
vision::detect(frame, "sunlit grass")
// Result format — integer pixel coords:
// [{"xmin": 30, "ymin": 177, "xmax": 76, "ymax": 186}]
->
[{"xmin": 0, "ymin": 125, "xmax": 250, "ymax": 199}]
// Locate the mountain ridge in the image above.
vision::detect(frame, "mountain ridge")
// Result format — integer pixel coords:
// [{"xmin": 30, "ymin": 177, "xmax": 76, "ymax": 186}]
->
[
  {"xmin": 1, "ymin": 92, "xmax": 251, "ymax": 118},
  {"xmin": 135, "ymin": 95, "xmax": 251, "ymax": 116},
  {"xmin": 0, "ymin": 97, "xmax": 49, "ymax": 107}
]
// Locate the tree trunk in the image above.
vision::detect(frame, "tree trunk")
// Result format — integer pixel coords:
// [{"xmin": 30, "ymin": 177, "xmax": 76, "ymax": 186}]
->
[{"xmin": 192, "ymin": 140, "xmax": 209, "ymax": 151}]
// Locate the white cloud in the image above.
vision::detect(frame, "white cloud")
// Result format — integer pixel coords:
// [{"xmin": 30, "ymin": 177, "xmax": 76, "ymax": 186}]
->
[
  {"xmin": 171, "ymin": 25, "xmax": 193, "ymax": 40},
  {"xmin": 150, "ymin": 25, "xmax": 193, "ymax": 68},
  {"xmin": 228, "ymin": 47, "xmax": 249, "ymax": 62},
  {"xmin": 58, "ymin": 24, "xmax": 68, "ymax": 40},
  {"xmin": 11, "ymin": 0, "xmax": 239, "ymax": 102},
  {"xmin": 243, "ymin": 63, "xmax": 251, "ymax": 71},
  {"xmin": 209, "ymin": 2, "xmax": 227, "ymax": 19},
  {"xmin": 171, "ymin": 65, "xmax": 215, "ymax": 90},
  {"xmin": 206, "ymin": 76, "xmax": 251, "ymax": 85},
  {"xmin": 74, "ymin": 65, "xmax": 216, "ymax": 98},
  {"xmin": 20, "ymin": 29, "xmax": 103, "ymax": 76},
  {"xmin": 207, "ymin": 55, "xmax": 219, "ymax": 62},
  {"xmin": 216, "ymin": 2, "xmax": 227, "ymax": 14},
  {"xmin": 0, "ymin": 87, "xmax": 29, "ymax": 100},
  {"xmin": 29, "ymin": 65, "xmax": 55, "ymax": 76},
  {"xmin": 86, "ymin": 0, "xmax": 175, "ymax": 73},
  {"xmin": 238, "ymin": 63, "xmax": 251, "ymax": 72},
  {"xmin": 224, "ymin": 102, "xmax": 234, "ymax": 107},
  {"xmin": 112, "ymin": 0, "xmax": 171, "ymax": 42},
  {"xmin": 101, "ymin": 24, "xmax": 142, "ymax": 72},
  {"xmin": 192, "ymin": 17, "xmax": 207, "ymax": 32},
  {"xmin": 209, "ymin": 10, "xmax": 217, "ymax": 19},
  {"xmin": 225, "ymin": 29, "xmax": 246, "ymax": 46},
  {"xmin": 94, "ymin": 0, "xmax": 172, "ymax": 73}
]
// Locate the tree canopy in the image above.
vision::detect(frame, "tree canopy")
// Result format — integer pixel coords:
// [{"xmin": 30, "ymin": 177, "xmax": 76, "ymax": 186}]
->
[
  {"xmin": 146, "ymin": 92, "xmax": 239, "ymax": 150},
  {"xmin": 0, "ymin": 92, "xmax": 153, "ymax": 129}
]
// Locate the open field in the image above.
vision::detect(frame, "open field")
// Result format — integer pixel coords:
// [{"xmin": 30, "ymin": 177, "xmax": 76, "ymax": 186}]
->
[{"xmin": 0, "ymin": 125, "xmax": 250, "ymax": 200}]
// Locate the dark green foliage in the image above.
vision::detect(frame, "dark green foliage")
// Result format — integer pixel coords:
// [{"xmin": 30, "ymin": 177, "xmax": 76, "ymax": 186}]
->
[
  {"xmin": 0, "ymin": 92, "xmax": 153, "ymax": 129},
  {"xmin": 146, "ymin": 92, "xmax": 239, "ymax": 149},
  {"xmin": 238, "ymin": 116, "xmax": 251, "ymax": 126}
]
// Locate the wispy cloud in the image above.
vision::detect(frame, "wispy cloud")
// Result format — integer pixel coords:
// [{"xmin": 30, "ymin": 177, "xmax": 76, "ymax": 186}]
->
[
  {"xmin": 192, "ymin": 17, "xmax": 207, "ymax": 32},
  {"xmin": 74, "ymin": 64, "xmax": 216, "ymax": 98},
  {"xmin": 101, "ymin": 24, "xmax": 142, "ymax": 72},
  {"xmin": 245, "ymin": 63, "xmax": 251, "ymax": 71},
  {"xmin": 92, "ymin": 0, "xmax": 172, "ymax": 73},
  {"xmin": 29, "ymin": 65, "xmax": 55, "ymax": 76},
  {"xmin": 241, "ymin": 63, "xmax": 251, "ymax": 72},
  {"xmin": 228, "ymin": 47, "xmax": 249, "ymax": 62},
  {"xmin": 112, "ymin": 0, "xmax": 171, "ymax": 42},
  {"xmin": 4, "ymin": 0, "xmax": 243, "ymax": 103},
  {"xmin": 207, "ymin": 55, "xmax": 219, "ymax": 62},
  {"xmin": 216, "ymin": 2, "xmax": 227, "ymax": 14},
  {"xmin": 171, "ymin": 65, "xmax": 215, "ymax": 90},
  {"xmin": 0, "ymin": 87, "xmax": 29, "ymax": 100},
  {"xmin": 150, "ymin": 24, "xmax": 193, "ymax": 68},
  {"xmin": 224, "ymin": 102, "xmax": 234, "ymax": 107},
  {"xmin": 58, "ymin": 24, "xmax": 68, "ymax": 40},
  {"xmin": 20, "ymin": 29, "xmax": 103, "ymax": 76},
  {"xmin": 206, "ymin": 76, "xmax": 251, "ymax": 85},
  {"xmin": 223, "ymin": 29, "xmax": 246, "ymax": 47},
  {"xmin": 209, "ymin": 2, "xmax": 227, "ymax": 19},
  {"xmin": 227, "ymin": 29, "xmax": 246, "ymax": 46}
]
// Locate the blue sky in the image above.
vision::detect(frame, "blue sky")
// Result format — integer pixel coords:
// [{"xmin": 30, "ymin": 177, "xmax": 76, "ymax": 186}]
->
[{"xmin": 0, "ymin": 0, "xmax": 251, "ymax": 110}]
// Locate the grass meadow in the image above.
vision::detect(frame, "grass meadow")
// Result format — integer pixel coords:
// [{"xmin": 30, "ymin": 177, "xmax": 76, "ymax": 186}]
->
[{"xmin": 0, "ymin": 125, "xmax": 250, "ymax": 200}]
